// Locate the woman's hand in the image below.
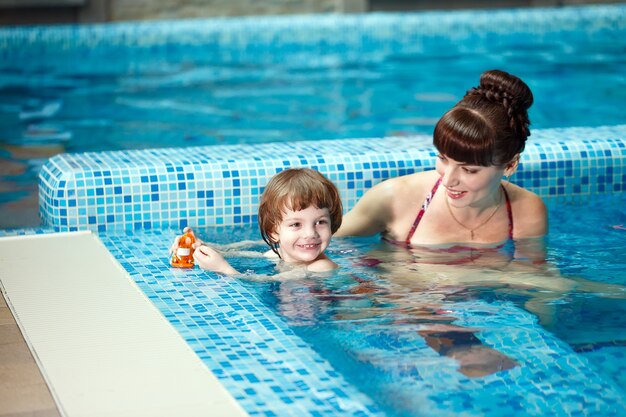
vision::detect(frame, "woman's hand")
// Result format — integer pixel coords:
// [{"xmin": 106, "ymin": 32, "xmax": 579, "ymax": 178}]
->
[{"xmin": 193, "ymin": 245, "xmax": 239, "ymax": 275}]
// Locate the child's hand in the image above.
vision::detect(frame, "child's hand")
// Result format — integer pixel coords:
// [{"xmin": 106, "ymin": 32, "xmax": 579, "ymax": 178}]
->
[
  {"xmin": 193, "ymin": 245, "xmax": 239, "ymax": 275},
  {"xmin": 170, "ymin": 227, "xmax": 203, "ymax": 255}
]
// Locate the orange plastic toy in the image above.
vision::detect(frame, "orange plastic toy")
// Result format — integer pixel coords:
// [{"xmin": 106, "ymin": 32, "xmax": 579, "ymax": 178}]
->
[{"xmin": 171, "ymin": 229, "xmax": 195, "ymax": 268}]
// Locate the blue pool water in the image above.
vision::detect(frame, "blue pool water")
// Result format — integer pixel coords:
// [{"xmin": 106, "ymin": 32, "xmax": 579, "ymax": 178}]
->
[
  {"xmin": 1, "ymin": 15, "xmax": 625, "ymax": 152},
  {"xmin": 1, "ymin": 5, "xmax": 625, "ymax": 416},
  {"xmin": 96, "ymin": 193, "xmax": 626, "ymax": 416},
  {"xmin": 1, "ymin": 6, "xmax": 626, "ymax": 228}
]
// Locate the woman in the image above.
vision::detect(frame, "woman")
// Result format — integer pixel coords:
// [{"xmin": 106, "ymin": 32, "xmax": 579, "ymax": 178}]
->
[
  {"xmin": 334, "ymin": 70, "xmax": 549, "ymax": 377},
  {"xmin": 336, "ymin": 69, "xmax": 547, "ymax": 245}
]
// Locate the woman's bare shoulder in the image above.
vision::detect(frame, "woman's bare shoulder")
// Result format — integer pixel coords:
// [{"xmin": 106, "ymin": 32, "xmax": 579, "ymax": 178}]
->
[
  {"xmin": 385, "ymin": 169, "xmax": 439, "ymax": 193},
  {"xmin": 507, "ymin": 184, "xmax": 545, "ymax": 209},
  {"xmin": 507, "ymin": 184, "xmax": 547, "ymax": 238},
  {"xmin": 353, "ymin": 170, "xmax": 437, "ymax": 204},
  {"xmin": 336, "ymin": 170, "xmax": 439, "ymax": 238}
]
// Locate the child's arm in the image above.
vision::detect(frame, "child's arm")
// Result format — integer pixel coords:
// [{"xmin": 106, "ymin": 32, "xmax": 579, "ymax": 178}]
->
[
  {"xmin": 214, "ymin": 240, "xmax": 266, "ymax": 251},
  {"xmin": 170, "ymin": 228, "xmax": 265, "ymax": 258},
  {"xmin": 193, "ymin": 245, "xmax": 239, "ymax": 275}
]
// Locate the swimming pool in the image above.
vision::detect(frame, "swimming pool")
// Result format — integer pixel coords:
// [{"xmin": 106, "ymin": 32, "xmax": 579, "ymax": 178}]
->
[
  {"xmin": 1, "ymin": 4, "xmax": 626, "ymax": 417},
  {"xmin": 1, "ymin": 4, "xmax": 625, "ymax": 228},
  {"xmin": 97, "ymin": 193, "xmax": 626, "ymax": 417}
]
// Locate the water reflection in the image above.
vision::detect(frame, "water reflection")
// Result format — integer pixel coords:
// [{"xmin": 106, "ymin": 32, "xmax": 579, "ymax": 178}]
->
[{"xmin": 256, "ymin": 236, "xmax": 626, "ymax": 384}]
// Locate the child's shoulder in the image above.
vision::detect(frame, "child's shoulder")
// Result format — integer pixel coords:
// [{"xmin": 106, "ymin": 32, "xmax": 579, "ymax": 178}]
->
[{"xmin": 306, "ymin": 257, "xmax": 339, "ymax": 273}]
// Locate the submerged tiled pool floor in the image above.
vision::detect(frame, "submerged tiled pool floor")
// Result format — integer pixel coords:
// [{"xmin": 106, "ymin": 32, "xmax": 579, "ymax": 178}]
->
[
  {"xmin": 106, "ymin": 230, "xmax": 626, "ymax": 416},
  {"xmin": 104, "ymin": 230, "xmax": 381, "ymax": 416},
  {"xmin": 2, "ymin": 227, "xmax": 625, "ymax": 417}
]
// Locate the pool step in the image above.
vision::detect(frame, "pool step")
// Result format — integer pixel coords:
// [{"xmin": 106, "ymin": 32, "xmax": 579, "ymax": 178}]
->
[{"xmin": 38, "ymin": 125, "xmax": 626, "ymax": 232}]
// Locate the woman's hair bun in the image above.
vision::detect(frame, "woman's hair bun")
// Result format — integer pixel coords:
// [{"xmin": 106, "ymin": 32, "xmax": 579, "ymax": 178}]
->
[
  {"xmin": 466, "ymin": 69, "xmax": 533, "ymax": 137},
  {"xmin": 479, "ymin": 69, "xmax": 533, "ymax": 111}
]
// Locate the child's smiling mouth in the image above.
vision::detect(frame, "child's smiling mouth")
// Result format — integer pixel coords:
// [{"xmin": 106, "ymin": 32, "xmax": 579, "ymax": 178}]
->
[{"xmin": 298, "ymin": 243, "xmax": 321, "ymax": 250}]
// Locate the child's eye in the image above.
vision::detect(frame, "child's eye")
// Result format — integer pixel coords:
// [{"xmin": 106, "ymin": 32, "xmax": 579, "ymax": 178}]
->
[
  {"xmin": 463, "ymin": 167, "xmax": 479, "ymax": 174},
  {"xmin": 437, "ymin": 154, "xmax": 446, "ymax": 161},
  {"xmin": 316, "ymin": 219, "xmax": 329, "ymax": 225},
  {"xmin": 289, "ymin": 222, "xmax": 301, "ymax": 228}
]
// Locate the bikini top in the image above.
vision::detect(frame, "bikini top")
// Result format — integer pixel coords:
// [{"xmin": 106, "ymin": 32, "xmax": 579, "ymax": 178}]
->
[{"xmin": 404, "ymin": 177, "xmax": 514, "ymax": 245}]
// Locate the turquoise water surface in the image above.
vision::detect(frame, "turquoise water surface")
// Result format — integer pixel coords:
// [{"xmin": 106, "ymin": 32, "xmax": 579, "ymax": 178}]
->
[{"xmin": 1, "ymin": 7, "xmax": 625, "ymax": 227}]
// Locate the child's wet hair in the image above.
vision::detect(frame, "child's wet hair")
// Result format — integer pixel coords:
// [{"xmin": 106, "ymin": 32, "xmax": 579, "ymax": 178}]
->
[
  {"xmin": 258, "ymin": 168, "xmax": 342, "ymax": 255},
  {"xmin": 433, "ymin": 69, "xmax": 533, "ymax": 167}
]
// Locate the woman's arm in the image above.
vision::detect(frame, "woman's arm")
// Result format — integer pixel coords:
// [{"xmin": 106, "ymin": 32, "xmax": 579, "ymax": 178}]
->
[{"xmin": 335, "ymin": 179, "xmax": 394, "ymax": 237}]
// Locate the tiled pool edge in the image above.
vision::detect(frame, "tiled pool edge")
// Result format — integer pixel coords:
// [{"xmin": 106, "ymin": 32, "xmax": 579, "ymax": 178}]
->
[{"xmin": 39, "ymin": 125, "xmax": 626, "ymax": 232}]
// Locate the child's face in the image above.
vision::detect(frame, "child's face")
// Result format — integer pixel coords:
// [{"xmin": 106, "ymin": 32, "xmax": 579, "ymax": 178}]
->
[{"xmin": 271, "ymin": 205, "xmax": 333, "ymax": 265}]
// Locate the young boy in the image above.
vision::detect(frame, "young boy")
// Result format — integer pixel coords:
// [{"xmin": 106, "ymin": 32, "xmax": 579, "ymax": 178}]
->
[{"xmin": 172, "ymin": 168, "xmax": 342, "ymax": 275}]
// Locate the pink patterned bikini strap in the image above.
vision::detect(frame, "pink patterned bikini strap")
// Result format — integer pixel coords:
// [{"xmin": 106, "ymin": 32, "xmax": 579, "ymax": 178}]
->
[
  {"xmin": 502, "ymin": 185, "xmax": 514, "ymax": 239},
  {"xmin": 404, "ymin": 178, "xmax": 514, "ymax": 244},
  {"xmin": 405, "ymin": 177, "xmax": 442, "ymax": 244}
]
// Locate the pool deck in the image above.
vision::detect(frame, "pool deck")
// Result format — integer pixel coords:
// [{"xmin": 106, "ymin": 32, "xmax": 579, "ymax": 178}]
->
[{"xmin": 0, "ymin": 294, "xmax": 61, "ymax": 417}]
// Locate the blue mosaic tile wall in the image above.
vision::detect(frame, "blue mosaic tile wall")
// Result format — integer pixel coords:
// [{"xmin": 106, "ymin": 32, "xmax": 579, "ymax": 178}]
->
[{"xmin": 39, "ymin": 125, "xmax": 626, "ymax": 232}]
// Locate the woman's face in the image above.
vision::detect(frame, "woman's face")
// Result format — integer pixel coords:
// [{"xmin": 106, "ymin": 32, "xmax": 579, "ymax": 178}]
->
[{"xmin": 435, "ymin": 154, "xmax": 506, "ymax": 208}]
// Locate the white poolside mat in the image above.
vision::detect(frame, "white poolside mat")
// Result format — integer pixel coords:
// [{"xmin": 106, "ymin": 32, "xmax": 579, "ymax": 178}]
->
[{"xmin": 0, "ymin": 231, "xmax": 247, "ymax": 417}]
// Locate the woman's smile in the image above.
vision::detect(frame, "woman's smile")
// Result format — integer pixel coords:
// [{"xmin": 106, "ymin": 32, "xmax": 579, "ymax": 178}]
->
[{"xmin": 446, "ymin": 188, "xmax": 467, "ymax": 199}]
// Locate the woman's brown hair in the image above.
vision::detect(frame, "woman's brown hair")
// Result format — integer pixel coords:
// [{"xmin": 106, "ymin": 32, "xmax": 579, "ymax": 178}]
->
[
  {"xmin": 258, "ymin": 168, "xmax": 343, "ymax": 256},
  {"xmin": 433, "ymin": 69, "xmax": 534, "ymax": 167}
]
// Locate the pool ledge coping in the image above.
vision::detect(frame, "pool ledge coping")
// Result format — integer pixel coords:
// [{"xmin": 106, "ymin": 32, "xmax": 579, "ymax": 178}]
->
[{"xmin": 0, "ymin": 231, "xmax": 248, "ymax": 417}]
